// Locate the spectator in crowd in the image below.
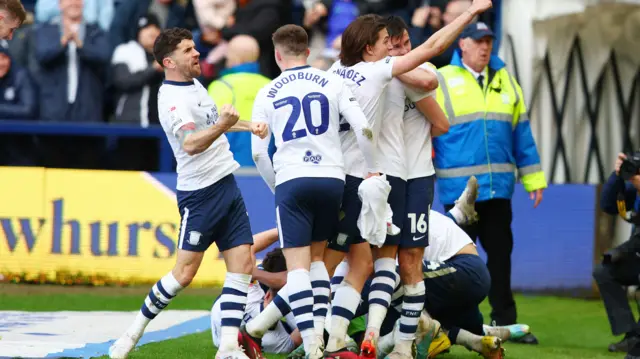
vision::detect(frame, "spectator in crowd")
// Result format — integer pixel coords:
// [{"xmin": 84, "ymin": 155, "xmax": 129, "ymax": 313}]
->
[
  {"xmin": 35, "ymin": 0, "xmax": 114, "ymax": 31},
  {"xmin": 0, "ymin": 41, "xmax": 36, "ymax": 119},
  {"xmin": 409, "ymin": 0, "xmax": 447, "ymax": 48},
  {"xmin": 421, "ymin": 0, "xmax": 471, "ymax": 68},
  {"xmin": 0, "ymin": 41, "xmax": 37, "ymax": 166},
  {"xmin": 434, "ymin": 22, "xmax": 546, "ymax": 345},
  {"xmin": 594, "ymin": 154, "xmax": 640, "ymax": 354},
  {"xmin": 34, "ymin": 0, "xmax": 110, "ymax": 122},
  {"xmin": 109, "ymin": 0, "xmax": 196, "ymax": 51},
  {"xmin": 207, "ymin": 35, "xmax": 270, "ymax": 166},
  {"xmin": 191, "ymin": 0, "xmax": 235, "ymax": 86},
  {"xmin": 219, "ymin": 0, "xmax": 285, "ymax": 79},
  {"xmin": 111, "ymin": 14, "xmax": 164, "ymax": 126},
  {"xmin": 0, "ymin": 0, "xmax": 27, "ymax": 40}
]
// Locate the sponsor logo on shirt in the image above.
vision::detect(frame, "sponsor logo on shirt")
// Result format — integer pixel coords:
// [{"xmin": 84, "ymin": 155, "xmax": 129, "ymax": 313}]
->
[{"xmin": 303, "ymin": 150, "xmax": 322, "ymax": 164}]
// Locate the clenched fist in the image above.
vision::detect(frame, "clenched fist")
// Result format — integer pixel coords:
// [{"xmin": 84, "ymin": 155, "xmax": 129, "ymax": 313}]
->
[
  {"xmin": 251, "ymin": 122, "xmax": 269, "ymax": 139},
  {"xmin": 470, "ymin": 0, "xmax": 492, "ymax": 15},
  {"xmin": 217, "ymin": 104, "xmax": 240, "ymax": 130}
]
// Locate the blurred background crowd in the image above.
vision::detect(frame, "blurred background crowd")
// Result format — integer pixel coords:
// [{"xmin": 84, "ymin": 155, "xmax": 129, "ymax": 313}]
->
[{"xmin": 0, "ymin": 0, "xmax": 498, "ymax": 170}]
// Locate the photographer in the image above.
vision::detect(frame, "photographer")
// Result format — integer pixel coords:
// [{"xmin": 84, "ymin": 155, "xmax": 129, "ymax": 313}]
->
[{"xmin": 593, "ymin": 152, "xmax": 640, "ymax": 355}]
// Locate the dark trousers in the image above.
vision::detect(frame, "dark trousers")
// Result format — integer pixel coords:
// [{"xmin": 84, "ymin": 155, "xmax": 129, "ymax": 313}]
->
[
  {"xmin": 445, "ymin": 199, "xmax": 517, "ymax": 325},
  {"xmin": 593, "ymin": 258, "xmax": 640, "ymax": 336}
]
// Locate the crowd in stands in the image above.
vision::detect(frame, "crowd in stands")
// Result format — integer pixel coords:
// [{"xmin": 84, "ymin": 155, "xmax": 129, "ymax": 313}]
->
[{"xmin": 0, "ymin": 0, "xmax": 497, "ymax": 170}]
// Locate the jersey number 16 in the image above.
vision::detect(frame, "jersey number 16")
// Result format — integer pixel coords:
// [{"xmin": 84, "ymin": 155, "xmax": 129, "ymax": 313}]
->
[{"xmin": 274, "ymin": 92, "xmax": 330, "ymax": 142}]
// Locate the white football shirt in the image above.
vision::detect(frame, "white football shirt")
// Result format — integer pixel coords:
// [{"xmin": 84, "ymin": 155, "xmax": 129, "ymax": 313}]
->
[
  {"xmin": 211, "ymin": 284, "xmax": 296, "ymax": 354},
  {"xmin": 252, "ymin": 65, "xmax": 362, "ymax": 186},
  {"xmin": 404, "ymin": 64, "xmax": 438, "ymax": 179},
  {"xmin": 424, "ymin": 211, "xmax": 474, "ymax": 263},
  {"xmin": 381, "ymin": 78, "xmax": 430, "ymax": 180},
  {"xmin": 329, "ymin": 57, "xmax": 395, "ymax": 178},
  {"xmin": 158, "ymin": 79, "xmax": 239, "ymax": 191}
]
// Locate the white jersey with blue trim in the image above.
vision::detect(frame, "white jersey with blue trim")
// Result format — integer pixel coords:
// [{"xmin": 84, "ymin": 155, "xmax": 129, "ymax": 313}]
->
[
  {"xmin": 158, "ymin": 79, "xmax": 239, "ymax": 191},
  {"xmin": 252, "ymin": 65, "xmax": 359, "ymax": 186},
  {"xmin": 211, "ymin": 284, "xmax": 296, "ymax": 354},
  {"xmin": 424, "ymin": 211, "xmax": 474, "ymax": 263},
  {"xmin": 328, "ymin": 57, "xmax": 395, "ymax": 178},
  {"xmin": 404, "ymin": 63, "xmax": 438, "ymax": 179},
  {"xmin": 381, "ymin": 77, "xmax": 430, "ymax": 180}
]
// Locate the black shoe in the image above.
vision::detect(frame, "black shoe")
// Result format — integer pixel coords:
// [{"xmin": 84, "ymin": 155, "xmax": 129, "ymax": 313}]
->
[
  {"xmin": 609, "ymin": 335, "xmax": 640, "ymax": 353},
  {"xmin": 509, "ymin": 332, "xmax": 539, "ymax": 345}
]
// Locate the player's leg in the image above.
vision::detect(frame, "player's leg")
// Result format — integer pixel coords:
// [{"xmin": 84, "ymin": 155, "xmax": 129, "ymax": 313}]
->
[
  {"xmin": 210, "ymin": 176, "xmax": 257, "ymax": 358},
  {"xmin": 445, "ymin": 176, "xmax": 479, "ymax": 225},
  {"xmin": 110, "ymin": 186, "xmax": 218, "ymax": 359},
  {"xmin": 109, "ymin": 249, "xmax": 203, "ymax": 358},
  {"xmin": 309, "ymin": 178, "xmax": 344, "ymax": 347},
  {"xmin": 326, "ymin": 242, "xmax": 375, "ymax": 356},
  {"xmin": 386, "ymin": 177, "xmax": 430, "ymax": 359},
  {"xmin": 323, "ymin": 176, "xmax": 375, "ymax": 358},
  {"xmin": 362, "ymin": 175, "xmax": 406, "ymax": 356}
]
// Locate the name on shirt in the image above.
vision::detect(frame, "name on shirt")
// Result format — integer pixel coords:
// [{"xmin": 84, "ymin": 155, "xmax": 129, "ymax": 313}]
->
[
  {"xmin": 332, "ymin": 68, "xmax": 366, "ymax": 86},
  {"xmin": 267, "ymin": 72, "xmax": 329, "ymax": 98}
]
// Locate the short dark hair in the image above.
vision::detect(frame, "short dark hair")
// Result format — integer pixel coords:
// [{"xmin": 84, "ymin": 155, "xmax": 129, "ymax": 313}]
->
[
  {"xmin": 153, "ymin": 27, "xmax": 193, "ymax": 67},
  {"xmin": 339, "ymin": 14, "xmax": 387, "ymax": 67},
  {"xmin": 272, "ymin": 24, "xmax": 308, "ymax": 56},
  {"xmin": 386, "ymin": 16, "xmax": 409, "ymax": 39},
  {"xmin": 0, "ymin": 0, "xmax": 26, "ymax": 25},
  {"xmin": 261, "ymin": 248, "xmax": 286, "ymax": 273}
]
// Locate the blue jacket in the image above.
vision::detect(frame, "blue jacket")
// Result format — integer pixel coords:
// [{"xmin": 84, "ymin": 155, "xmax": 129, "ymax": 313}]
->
[
  {"xmin": 433, "ymin": 51, "xmax": 547, "ymax": 205},
  {"xmin": 34, "ymin": 22, "xmax": 111, "ymax": 122},
  {"xmin": 0, "ymin": 49, "xmax": 37, "ymax": 119}
]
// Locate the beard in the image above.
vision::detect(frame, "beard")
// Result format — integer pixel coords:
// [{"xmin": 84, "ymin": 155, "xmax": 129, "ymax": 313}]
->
[{"xmin": 179, "ymin": 61, "xmax": 202, "ymax": 80}]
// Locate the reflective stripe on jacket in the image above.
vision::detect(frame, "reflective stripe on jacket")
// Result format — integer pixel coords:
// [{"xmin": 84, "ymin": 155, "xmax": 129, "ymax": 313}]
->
[{"xmin": 433, "ymin": 51, "xmax": 547, "ymax": 205}]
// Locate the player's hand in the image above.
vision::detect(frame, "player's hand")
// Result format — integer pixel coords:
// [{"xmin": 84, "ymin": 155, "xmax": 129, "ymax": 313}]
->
[
  {"xmin": 615, "ymin": 153, "xmax": 626, "ymax": 176},
  {"xmin": 529, "ymin": 188, "xmax": 543, "ymax": 208},
  {"xmin": 218, "ymin": 104, "xmax": 240, "ymax": 129},
  {"xmin": 365, "ymin": 172, "xmax": 381, "ymax": 179},
  {"xmin": 469, "ymin": 0, "xmax": 492, "ymax": 15},
  {"xmin": 251, "ymin": 122, "xmax": 269, "ymax": 139}
]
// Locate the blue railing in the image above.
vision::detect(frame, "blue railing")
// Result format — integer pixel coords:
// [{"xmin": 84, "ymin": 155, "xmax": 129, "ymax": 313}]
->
[{"xmin": 0, "ymin": 120, "xmax": 175, "ymax": 172}]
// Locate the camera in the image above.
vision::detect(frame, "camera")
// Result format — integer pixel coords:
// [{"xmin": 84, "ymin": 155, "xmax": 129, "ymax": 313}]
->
[{"xmin": 619, "ymin": 151, "xmax": 640, "ymax": 181}]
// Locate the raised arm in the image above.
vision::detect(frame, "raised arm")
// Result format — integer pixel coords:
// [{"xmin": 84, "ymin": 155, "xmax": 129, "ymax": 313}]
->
[
  {"xmin": 391, "ymin": 0, "xmax": 492, "ymax": 77},
  {"xmin": 397, "ymin": 67, "xmax": 439, "ymax": 93}
]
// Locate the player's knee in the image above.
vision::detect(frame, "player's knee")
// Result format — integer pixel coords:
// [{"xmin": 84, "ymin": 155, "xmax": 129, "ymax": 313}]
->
[
  {"xmin": 398, "ymin": 247, "xmax": 424, "ymax": 282},
  {"xmin": 172, "ymin": 264, "xmax": 199, "ymax": 287}
]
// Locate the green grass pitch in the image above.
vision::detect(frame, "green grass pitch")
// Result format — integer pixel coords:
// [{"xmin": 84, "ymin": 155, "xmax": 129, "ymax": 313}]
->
[{"xmin": 0, "ymin": 285, "xmax": 626, "ymax": 359}]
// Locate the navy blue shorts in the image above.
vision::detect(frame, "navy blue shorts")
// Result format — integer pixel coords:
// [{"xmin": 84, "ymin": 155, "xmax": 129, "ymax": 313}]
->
[
  {"xmin": 275, "ymin": 177, "xmax": 344, "ymax": 249},
  {"xmin": 327, "ymin": 175, "xmax": 365, "ymax": 253},
  {"xmin": 400, "ymin": 175, "xmax": 435, "ymax": 248},
  {"xmin": 379, "ymin": 175, "xmax": 406, "ymax": 247},
  {"xmin": 176, "ymin": 174, "xmax": 253, "ymax": 253}
]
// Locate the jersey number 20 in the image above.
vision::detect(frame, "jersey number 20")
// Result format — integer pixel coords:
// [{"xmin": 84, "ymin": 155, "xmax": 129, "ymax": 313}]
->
[{"xmin": 275, "ymin": 92, "xmax": 329, "ymax": 142}]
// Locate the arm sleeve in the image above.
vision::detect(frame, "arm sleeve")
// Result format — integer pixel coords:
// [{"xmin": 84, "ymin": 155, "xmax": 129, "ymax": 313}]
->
[
  {"xmin": 600, "ymin": 171, "xmax": 637, "ymax": 215},
  {"xmin": 405, "ymin": 63, "xmax": 438, "ymax": 101},
  {"xmin": 251, "ymin": 92, "xmax": 276, "ymax": 193},
  {"xmin": 162, "ymin": 101, "xmax": 195, "ymax": 137},
  {"xmin": 375, "ymin": 56, "xmax": 396, "ymax": 83},
  {"xmin": 511, "ymin": 75, "xmax": 547, "ymax": 192},
  {"xmin": 339, "ymin": 83, "xmax": 381, "ymax": 174},
  {"xmin": 34, "ymin": 27, "xmax": 66, "ymax": 66},
  {"xmin": 0, "ymin": 70, "xmax": 37, "ymax": 119},
  {"xmin": 262, "ymin": 326, "xmax": 296, "ymax": 354}
]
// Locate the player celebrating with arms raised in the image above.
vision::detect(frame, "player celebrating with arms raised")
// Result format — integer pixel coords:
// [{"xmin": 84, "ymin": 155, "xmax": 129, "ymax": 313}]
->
[
  {"xmin": 323, "ymin": 1, "xmax": 493, "ymax": 358},
  {"xmin": 248, "ymin": 24, "xmax": 381, "ymax": 359},
  {"xmin": 110, "ymin": 28, "xmax": 266, "ymax": 359}
]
